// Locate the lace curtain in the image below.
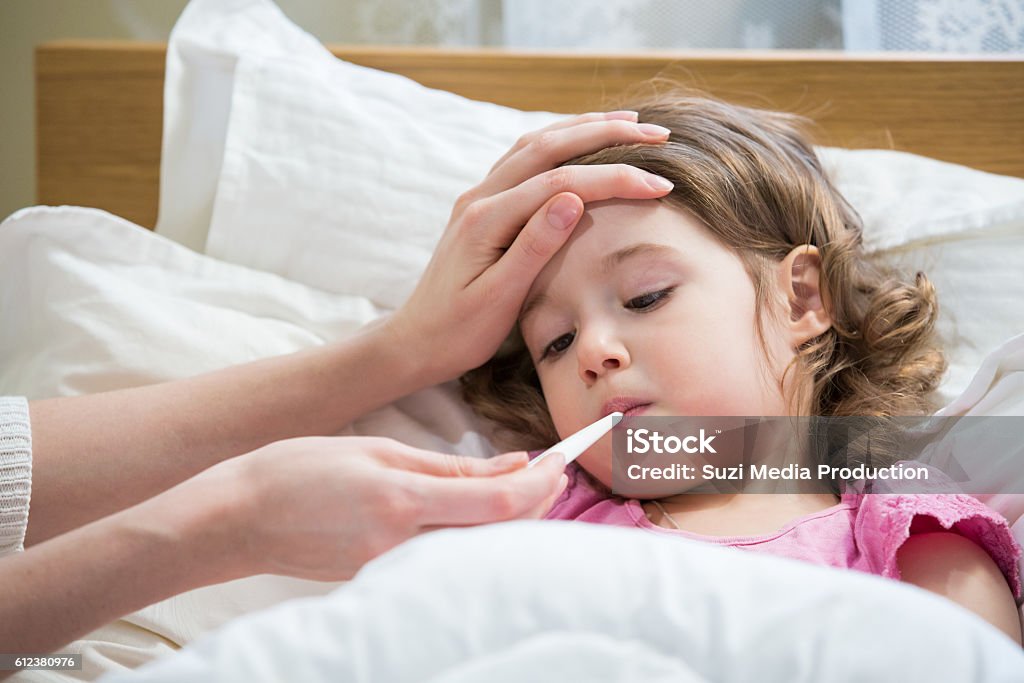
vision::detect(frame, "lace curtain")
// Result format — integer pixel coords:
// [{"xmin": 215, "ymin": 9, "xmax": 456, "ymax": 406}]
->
[
  {"xmin": 328, "ymin": 0, "xmax": 1023, "ymax": 52},
  {"xmin": 501, "ymin": 0, "xmax": 842, "ymax": 49},
  {"xmin": 843, "ymin": 0, "xmax": 1024, "ymax": 51}
]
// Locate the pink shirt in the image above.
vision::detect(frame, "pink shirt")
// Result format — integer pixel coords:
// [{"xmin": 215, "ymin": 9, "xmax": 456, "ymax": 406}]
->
[{"xmin": 540, "ymin": 456, "xmax": 1023, "ymax": 600}]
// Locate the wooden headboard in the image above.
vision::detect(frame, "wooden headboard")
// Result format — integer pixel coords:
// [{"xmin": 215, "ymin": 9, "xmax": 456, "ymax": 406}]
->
[{"xmin": 36, "ymin": 41, "xmax": 1024, "ymax": 229}]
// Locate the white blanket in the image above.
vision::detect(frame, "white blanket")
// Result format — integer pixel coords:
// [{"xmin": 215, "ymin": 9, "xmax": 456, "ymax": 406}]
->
[{"xmin": 102, "ymin": 523, "xmax": 1024, "ymax": 682}]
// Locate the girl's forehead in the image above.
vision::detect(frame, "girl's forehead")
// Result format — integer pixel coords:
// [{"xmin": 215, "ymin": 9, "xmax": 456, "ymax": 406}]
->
[
  {"xmin": 561, "ymin": 200, "xmax": 710, "ymax": 262},
  {"xmin": 523, "ymin": 201, "xmax": 714, "ymax": 307},
  {"xmin": 576, "ymin": 199, "xmax": 675, "ymax": 235}
]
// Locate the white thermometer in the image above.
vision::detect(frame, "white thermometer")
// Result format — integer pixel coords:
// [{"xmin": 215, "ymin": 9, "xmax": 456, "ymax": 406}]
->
[{"xmin": 527, "ymin": 412, "xmax": 623, "ymax": 469}]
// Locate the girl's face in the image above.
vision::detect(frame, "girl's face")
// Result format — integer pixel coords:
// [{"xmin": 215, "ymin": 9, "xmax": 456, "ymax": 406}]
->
[{"xmin": 519, "ymin": 199, "xmax": 799, "ymax": 486}]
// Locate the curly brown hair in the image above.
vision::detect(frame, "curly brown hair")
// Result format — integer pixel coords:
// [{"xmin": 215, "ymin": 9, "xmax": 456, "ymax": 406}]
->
[{"xmin": 461, "ymin": 89, "xmax": 947, "ymax": 454}]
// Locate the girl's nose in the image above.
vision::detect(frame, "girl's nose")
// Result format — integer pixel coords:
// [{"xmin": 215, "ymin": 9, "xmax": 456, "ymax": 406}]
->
[{"xmin": 576, "ymin": 329, "xmax": 630, "ymax": 385}]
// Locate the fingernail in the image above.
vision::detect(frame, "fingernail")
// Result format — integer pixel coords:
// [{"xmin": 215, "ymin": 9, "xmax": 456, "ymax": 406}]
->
[
  {"xmin": 605, "ymin": 110, "xmax": 638, "ymax": 121},
  {"xmin": 544, "ymin": 451, "xmax": 567, "ymax": 468},
  {"xmin": 489, "ymin": 452, "xmax": 527, "ymax": 469},
  {"xmin": 637, "ymin": 123, "xmax": 671, "ymax": 137},
  {"xmin": 557, "ymin": 473, "xmax": 569, "ymax": 495},
  {"xmin": 547, "ymin": 196, "xmax": 581, "ymax": 230},
  {"xmin": 645, "ymin": 174, "xmax": 674, "ymax": 192}
]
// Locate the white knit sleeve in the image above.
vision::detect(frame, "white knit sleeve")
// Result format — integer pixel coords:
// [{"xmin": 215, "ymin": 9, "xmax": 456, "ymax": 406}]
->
[{"xmin": 0, "ymin": 396, "xmax": 32, "ymax": 556}]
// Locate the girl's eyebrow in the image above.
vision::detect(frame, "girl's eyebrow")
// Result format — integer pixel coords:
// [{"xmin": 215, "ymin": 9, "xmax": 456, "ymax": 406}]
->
[
  {"xmin": 520, "ymin": 242, "xmax": 681, "ymax": 325},
  {"xmin": 600, "ymin": 242, "xmax": 680, "ymax": 275},
  {"xmin": 519, "ymin": 291, "xmax": 550, "ymax": 326}
]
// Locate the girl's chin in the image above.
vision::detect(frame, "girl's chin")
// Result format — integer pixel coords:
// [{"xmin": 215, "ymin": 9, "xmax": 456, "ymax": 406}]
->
[{"xmin": 575, "ymin": 449, "xmax": 613, "ymax": 478}]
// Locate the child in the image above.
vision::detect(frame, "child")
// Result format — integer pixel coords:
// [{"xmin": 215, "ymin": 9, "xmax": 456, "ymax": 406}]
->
[{"xmin": 462, "ymin": 91, "xmax": 1023, "ymax": 643}]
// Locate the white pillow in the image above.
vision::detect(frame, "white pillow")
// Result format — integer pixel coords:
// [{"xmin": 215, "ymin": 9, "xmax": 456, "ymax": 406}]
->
[
  {"xmin": 817, "ymin": 148, "xmax": 1024, "ymax": 253},
  {"xmin": 162, "ymin": 0, "xmax": 1024, "ymax": 402},
  {"xmin": 0, "ymin": 205, "xmax": 493, "ymax": 452},
  {"xmin": 206, "ymin": 53, "xmax": 559, "ymax": 309},
  {"xmin": 0, "ymin": 207, "xmax": 376, "ymax": 397},
  {"xmin": 156, "ymin": 0, "xmax": 334, "ymax": 252},
  {"xmin": 159, "ymin": 0, "xmax": 560, "ymax": 307},
  {"xmin": 816, "ymin": 149, "xmax": 1024, "ymax": 402}
]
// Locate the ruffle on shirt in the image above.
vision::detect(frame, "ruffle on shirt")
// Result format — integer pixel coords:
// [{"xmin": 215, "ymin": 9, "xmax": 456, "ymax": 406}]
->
[
  {"xmin": 853, "ymin": 492, "xmax": 1022, "ymax": 601},
  {"xmin": 531, "ymin": 450, "xmax": 613, "ymax": 521}
]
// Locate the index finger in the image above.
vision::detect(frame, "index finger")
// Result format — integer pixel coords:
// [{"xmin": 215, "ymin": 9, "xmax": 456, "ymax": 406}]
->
[
  {"xmin": 376, "ymin": 444, "xmax": 529, "ymax": 478},
  {"xmin": 488, "ymin": 110, "xmax": 638, "ymax": 173},
  {"xmin": 413, "ymin": 452, "xmax": 566, "ymax": 527},
  {"xmin": 468, "ymin": 163, "xmax": 672, "ymax": 285},
  {"xmin": 478, "ymin": 119, "xmax": 670, "ymax": 201}
]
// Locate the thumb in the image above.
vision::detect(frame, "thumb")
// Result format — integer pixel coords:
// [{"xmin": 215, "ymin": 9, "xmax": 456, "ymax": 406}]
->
[
  {"xmin": 478, "ymin": 192, "xmax": 582, "ymax": 297},
  {"xmin": 392, "ymin": 447, "xmax": 529, "ymax": 478}
]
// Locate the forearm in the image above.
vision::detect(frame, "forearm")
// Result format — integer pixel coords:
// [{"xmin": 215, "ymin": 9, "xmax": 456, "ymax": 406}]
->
[
  {"xmin": 26, "ymin": 320, "xmax": 427, "ymax": 546},
  {"xmin": 0, "ymin": 463, "xmax": 246, "ymax": 675}
]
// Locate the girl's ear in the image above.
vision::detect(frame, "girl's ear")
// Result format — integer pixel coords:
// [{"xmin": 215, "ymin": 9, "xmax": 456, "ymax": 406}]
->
[{"xmin": 778, "ymin": 245, "xmax": 832, "ymax": 346}]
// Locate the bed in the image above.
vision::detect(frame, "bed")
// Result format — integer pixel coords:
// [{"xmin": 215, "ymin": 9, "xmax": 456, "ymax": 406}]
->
[
  {"xmin": 9, "ymin": 0, "xmax": 1024, "ymax": 680},
  {"xmin": 35, "ymin": 41, "xmax": 1024, "ymax": 231}
]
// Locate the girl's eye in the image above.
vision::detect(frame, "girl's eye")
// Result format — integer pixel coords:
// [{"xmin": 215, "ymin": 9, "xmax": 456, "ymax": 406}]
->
[
  {"xmin": 536, "ymin": 287, "xmax": 675, "ymax": 361},
  {"xmin": 626, "ymin": 287, "xmax": 675, "ymax": 310},
  {"xmin": 540, "ymin": 331, "xmax": 575, "ymax": 361}
]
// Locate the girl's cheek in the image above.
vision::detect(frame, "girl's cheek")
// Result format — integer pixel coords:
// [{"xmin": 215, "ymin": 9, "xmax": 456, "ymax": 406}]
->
[{"xmin": 576, "ymin": 444, "xmax": 615, "ymax": 488}]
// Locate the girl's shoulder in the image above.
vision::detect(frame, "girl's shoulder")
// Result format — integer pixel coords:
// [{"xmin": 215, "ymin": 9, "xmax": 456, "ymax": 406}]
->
[{"xmin": 847, "ymin": 489, "xmax": 1022, "ymax": 600}]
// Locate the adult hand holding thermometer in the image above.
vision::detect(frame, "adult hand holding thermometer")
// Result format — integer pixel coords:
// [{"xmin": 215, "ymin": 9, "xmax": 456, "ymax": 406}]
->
[{"xmin": 528, "ymin": 412, "xmax": 624, "ymax": 469}]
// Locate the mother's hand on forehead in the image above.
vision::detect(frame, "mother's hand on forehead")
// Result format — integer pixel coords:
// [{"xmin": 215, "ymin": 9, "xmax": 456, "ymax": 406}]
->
[{"xmin": 386, "ymin": 111, "xmax": 673, "ymax": 386}]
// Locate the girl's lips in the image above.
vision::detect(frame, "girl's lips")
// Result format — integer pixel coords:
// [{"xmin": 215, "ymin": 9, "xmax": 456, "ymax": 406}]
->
[
  {"xmin": 602, "ymin": 398, "xmax": 653, "ymax": 417},
  {"xmin": 623, "ymin": 403, "xmax": 652, "ymax": 417}
]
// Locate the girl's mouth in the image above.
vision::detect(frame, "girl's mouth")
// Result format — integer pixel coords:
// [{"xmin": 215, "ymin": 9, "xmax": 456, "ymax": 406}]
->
[
  {"xmin": 602, "ymin": 397, "xmax": 653, "ymax": 418},
  {"xmin": 623, "ymin": 403, "xmax": 652, "ymax": 417}
]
